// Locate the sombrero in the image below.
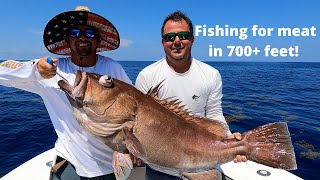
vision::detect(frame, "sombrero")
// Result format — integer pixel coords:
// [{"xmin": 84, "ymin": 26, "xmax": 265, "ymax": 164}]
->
[{"xmin": 43, "ymin": 6, "xmax": 120, "ymax": 55}]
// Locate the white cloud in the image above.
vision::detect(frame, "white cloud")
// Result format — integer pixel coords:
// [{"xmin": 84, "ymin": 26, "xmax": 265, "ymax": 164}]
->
[
  {"xmin": 120, "ymin": 39, "xmax": 133, "ymax": 47},
  {"xmin": 28, "ymin": 28, "xmax": 43, "ymax": 36}
]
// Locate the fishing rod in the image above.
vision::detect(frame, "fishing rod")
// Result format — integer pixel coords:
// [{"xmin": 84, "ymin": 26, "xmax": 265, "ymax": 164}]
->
[{"xmin": 46, "ymin": 57, "xmax": 68, "ymax": 82}]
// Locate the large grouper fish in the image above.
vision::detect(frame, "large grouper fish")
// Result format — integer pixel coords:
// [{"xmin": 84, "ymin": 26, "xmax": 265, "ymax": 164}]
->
[{"xmin": 58, "ymin": 71, "xmax": 297, "ymax": 180}]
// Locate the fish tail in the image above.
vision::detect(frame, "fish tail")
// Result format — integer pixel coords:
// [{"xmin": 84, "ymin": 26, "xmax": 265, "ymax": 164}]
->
[{"xmin": 243, "ymin": 122, "xmax": 297, "ymax": 170}]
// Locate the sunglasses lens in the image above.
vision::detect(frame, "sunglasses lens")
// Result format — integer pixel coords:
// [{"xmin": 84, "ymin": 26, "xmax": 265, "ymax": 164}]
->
[
  {"xmin": 163, "ymin": 33, "xmax": 175, "ymax": 42},
  {"xmin": 163, "ymin": 32, "xmax": 191, "ymax": 42},
  {"xmin": 70, "ymin": 29, "xmax": 81, "ymax": 37},
  {"xmin": 178, "ymin": 32, "xmax": 191, "ymax": 40},
  {"xmin": 85, "ymin": 30, "xmax": 95, "ymax": 38},
  {"xmin": 70, "ymin": 29, "xmax": 96, "ymax": 38}
]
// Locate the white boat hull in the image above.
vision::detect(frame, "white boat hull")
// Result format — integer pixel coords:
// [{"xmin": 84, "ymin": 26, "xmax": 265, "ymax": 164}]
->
[
  {"xmin": 1, "ymin": 148, "xmax": 302, "ymax": 180},
  {"xmin": 2, "ymin": 149, "xmax": 55, "ymax": 180}
]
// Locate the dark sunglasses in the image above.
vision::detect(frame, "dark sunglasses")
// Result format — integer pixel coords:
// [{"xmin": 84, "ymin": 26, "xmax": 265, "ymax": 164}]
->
[
  {"xmin": 162, "ymin": 31, "xmax": 192, "ymax": 42},
  {"xmin": 70, "ymin": 29, "xmax": 97, "ymax": 38}
]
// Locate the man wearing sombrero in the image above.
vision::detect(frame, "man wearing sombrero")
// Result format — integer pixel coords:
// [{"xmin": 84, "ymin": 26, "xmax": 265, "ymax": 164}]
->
[{"xmin": 0, "ymin": 6, "xmax": 131, "ymax": 179}]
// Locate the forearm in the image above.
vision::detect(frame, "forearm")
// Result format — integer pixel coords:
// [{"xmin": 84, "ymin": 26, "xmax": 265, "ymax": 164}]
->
[
  {"xmin": 206, "ymin": 71, "xmax": 231, "ymax": 134},
  {"xmin": 0, "ymin": 59, "xmax": 43, "ymax": 93}
]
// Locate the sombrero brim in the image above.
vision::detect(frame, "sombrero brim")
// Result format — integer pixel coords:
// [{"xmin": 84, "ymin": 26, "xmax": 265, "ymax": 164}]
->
[{"xmin": 43, "ymin": 10, "xmax": 120, "ymax": 55}]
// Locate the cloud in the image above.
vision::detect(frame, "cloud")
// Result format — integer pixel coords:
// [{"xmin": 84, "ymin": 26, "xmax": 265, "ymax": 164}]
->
[
  {"xmin": 120, "ymin": 39, "xmax": 133, "ymax": 47},
  {"xmin": 27, "ymin": 28, "xmax": 43, "ymax": 36}
]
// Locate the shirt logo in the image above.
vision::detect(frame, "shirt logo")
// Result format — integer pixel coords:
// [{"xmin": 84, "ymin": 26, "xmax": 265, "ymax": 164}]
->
[{"xmin": 192, "ymin": 94, "xmax": 200, "ymax": 101}]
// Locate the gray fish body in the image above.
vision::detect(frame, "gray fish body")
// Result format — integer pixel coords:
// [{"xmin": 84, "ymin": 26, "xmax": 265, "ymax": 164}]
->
[{"xmin": 58, "ymin": 71, "xmax": 297, "ymax": 178}]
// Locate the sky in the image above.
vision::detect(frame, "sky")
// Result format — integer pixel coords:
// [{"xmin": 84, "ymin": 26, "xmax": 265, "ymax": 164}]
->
[{"xmin": 1, "ymin": 0, "xmax": 319, "ymax": 62}]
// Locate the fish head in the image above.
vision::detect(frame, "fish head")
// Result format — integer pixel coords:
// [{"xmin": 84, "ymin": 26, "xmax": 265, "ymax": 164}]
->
[{"xmin": 58, "ymin": 70, "xmax": 123, "ymax": 122}]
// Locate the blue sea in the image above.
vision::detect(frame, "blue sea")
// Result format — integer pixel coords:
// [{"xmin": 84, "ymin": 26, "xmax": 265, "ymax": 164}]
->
[{"xmin": 0, "ymin": 61, "xmax": 319, "ymax": 179}]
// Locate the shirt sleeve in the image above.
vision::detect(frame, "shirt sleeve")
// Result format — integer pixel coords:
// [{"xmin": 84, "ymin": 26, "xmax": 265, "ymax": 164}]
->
[
  {"xmin": 206, "ymin": 71, "xmax": 231, "ymax": 135},
  {"xmin": 118, "ymin": 66, "xmax": 132, "ymax": 85},
  {"xmin": 135, "ymin": 71, "xmax": 150, "ymax": 94},
  {"xmin": 104, "ymin": 58, "xmax": 132, "ymax": 85},
  {"xmin": 0, "ymin": 59, "xmax": 44, "ymax": 94}
]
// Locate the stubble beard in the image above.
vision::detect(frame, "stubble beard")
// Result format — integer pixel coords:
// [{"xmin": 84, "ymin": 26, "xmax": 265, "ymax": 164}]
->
[{"xmin": 75, "ymin": 46, "xmax": 94, "ymax": 57}]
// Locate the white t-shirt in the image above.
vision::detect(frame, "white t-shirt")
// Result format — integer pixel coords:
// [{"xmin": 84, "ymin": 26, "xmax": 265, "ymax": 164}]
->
[
  {"xmin": 0, "ymin": 55, "xmax": 132, "ymax": 177},
  {"xmin": 135, "ymin": 57, "xmax": 230, "ymax": 132}
]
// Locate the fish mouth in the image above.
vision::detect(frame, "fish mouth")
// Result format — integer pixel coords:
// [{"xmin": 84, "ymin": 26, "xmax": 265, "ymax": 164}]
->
[{"xmin": 58, "ymin": 71, "xmax": 88, "ymax": 105}]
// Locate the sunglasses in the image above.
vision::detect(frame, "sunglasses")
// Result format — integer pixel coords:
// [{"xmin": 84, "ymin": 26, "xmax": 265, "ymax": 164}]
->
[
  {"xmin": 162, "ymin": 31, "xmax": 192, "ymax": 42},
  {"xmin": 70, "ymin": 29, "xmax": 97, "ymax": 38}
]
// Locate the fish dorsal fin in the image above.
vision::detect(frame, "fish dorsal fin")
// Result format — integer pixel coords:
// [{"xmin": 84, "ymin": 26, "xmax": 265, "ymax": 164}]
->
[
  {"xmin": 147, "ymin": 82, "xmax": 229, "ymax": 137},
  {"xmin": 163, "ymin": 97, "xmax": 229, "ymax": 137},
  {"xmin": 146, "ymin": 79, "xmax": 165, "ymax": 98}
]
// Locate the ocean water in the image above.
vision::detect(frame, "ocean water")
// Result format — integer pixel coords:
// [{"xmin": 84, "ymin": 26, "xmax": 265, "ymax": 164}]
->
[{"xmin": 0, "ymin": 61, "xmax": 319, "ymax": 179}]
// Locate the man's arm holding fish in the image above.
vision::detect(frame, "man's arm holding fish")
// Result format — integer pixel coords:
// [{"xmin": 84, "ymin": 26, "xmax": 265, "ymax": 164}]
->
[
  {"xmin": 206, "ymin": 71, "xmax": 248, "ymax": 163},
  {"xmin": 205, "ymin": 70, "xmax": 231, "ymax": 133}
]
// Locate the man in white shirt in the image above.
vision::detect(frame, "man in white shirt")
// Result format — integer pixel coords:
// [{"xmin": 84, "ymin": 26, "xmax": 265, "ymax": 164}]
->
[
  {"xmin": 0, "ymin": 6, "xmax": 131, "ymax": 180},
  {"xmin": 135, "ymin": 10, "xmax": 247, "ymax": 180}
]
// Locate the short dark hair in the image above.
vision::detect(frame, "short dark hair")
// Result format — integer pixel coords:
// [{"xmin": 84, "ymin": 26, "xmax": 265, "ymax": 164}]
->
[{"xmin": 161, "ymin": 10, "xmax": 193, "ymax": 37}]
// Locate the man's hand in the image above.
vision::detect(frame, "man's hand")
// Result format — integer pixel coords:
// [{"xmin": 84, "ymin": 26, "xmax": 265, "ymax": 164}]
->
[
  {"xmin": 37, "ymin": 56, "xmax": 58, "ymax": 79},
  {"xmin": 227, "ymin": 132, "xmax": 248, "ymax": 163}
]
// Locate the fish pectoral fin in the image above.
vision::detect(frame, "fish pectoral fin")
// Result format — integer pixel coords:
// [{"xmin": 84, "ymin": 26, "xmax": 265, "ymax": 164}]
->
[
  {"xmin": 123, "ymin": 128, "xmax": 146, "ymax": 160},
  {"xmin": 112, "ymin": 151, "xmax": 133, "ymax": 180},
  {"xmin": 182, "ymin": 169, "xmax": 222, "ymax": 180}
]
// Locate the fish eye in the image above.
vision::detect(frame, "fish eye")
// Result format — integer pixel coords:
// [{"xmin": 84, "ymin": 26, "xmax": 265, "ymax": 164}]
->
[{"xmin": 99, "ymin": 75, "xmax": 113, "ymax": 87}]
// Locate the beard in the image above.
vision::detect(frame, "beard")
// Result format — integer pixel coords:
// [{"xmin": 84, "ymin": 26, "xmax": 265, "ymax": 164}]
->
[{"xmin": 75, "ymin": 46, "xmax": 94, "ymax": 56}]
